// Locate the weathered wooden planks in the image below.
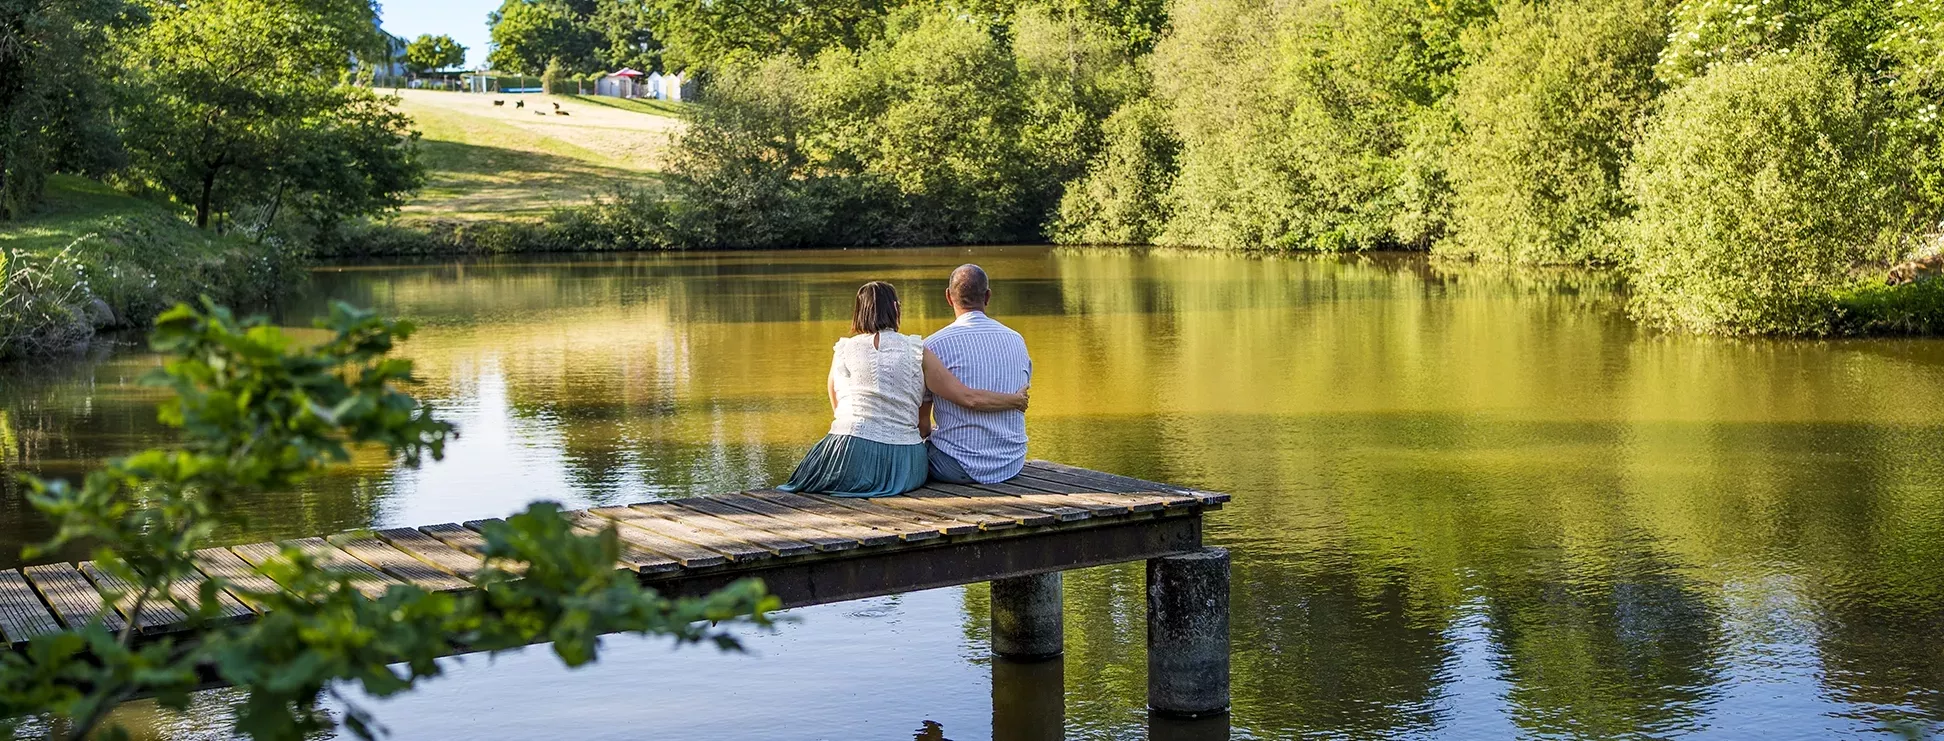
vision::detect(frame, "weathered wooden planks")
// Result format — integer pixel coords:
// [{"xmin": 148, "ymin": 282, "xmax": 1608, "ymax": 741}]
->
[
  {"xmin": 549, "ymin": 514, "xmax": 691, "ymax": 572},
  {"xmin": 0, "ymin": 462, "xmax": 1223, "ymax": 651},
  {"xmin": 671, "ymin": 496, "xmax": 861, "ymax": 552},
  {"xmin": 1023, "ymin": 460, "xmax": 1230, "ymax": 505},
  {"xmin": 594, "ymin": 505, "xmax": 773, "ymax": 562},
  {"xmin": 24, "ymin": 563, "xmax": 123, "ymax": 633},
  {"xmin": 375, "ymin": 527, "xmax": 487, "ymax": 580},
  {"xmin": 80, "ymin": 562, "xmax": 188, "ymax": 633},
  {"xmin": 192, "ymin": 547, "xmax": 282, "ymax": 611},
  {"xmin": 0, "ymin": 569, "xmax": 61, "ymax": 645},
  {"xmin": 714, "ymin": 494, "xmax": 909, "ymax": 546},
  {"xmin": 634, "ymin": 501, "xmax": 821, "ymax": 557},
  {"xmin": 163, "ymin": 564, "xmax": 255, "ymax": 623},
  {"xmin": 331, "ymin": 534, "xmax": 472, "ymax": 593},
  {"xmin": 750, "ymin": 490, "xmax": 978, "ymax": 537}
]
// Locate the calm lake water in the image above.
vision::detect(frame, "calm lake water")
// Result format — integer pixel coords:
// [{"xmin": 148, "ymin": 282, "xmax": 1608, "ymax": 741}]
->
[{"xmin": 5, "ymin": 247, "xmax": 1944, "ymax": 740}]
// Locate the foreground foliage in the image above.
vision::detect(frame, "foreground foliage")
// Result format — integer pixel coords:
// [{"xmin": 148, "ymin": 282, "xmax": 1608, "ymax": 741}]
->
[{"xmin": 0, "ymin": 301, "xmax": 774, "ymax": 738}]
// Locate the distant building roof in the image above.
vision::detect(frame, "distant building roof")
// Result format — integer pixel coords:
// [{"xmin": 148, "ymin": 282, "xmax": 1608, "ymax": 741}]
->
[{"xmin": 608, "ymin": 68, "xmax": 645, "ymax": 77}]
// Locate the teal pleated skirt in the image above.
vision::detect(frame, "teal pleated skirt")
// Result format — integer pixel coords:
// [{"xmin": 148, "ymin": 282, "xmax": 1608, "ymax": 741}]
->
[{"xmin": 778, "ymin": 434, "xmax": 928, "ymax": 498}]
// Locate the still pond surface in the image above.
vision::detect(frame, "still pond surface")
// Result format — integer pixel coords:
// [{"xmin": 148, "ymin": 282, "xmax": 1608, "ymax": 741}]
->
[{"xmin": 4, "ymin": 247, "xmax": 1944, "ymax": 740}]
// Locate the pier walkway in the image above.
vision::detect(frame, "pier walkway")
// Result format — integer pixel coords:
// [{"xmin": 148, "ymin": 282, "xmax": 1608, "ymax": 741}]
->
[{"xmin": 0, "ymin": 460, "xmax": 1233, "ymax": 716}]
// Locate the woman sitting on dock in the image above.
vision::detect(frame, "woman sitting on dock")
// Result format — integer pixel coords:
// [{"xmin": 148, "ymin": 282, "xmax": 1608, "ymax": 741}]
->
[{"xmin": 780, "ymin": 281, "xmax": 1028, "ymax": 497}]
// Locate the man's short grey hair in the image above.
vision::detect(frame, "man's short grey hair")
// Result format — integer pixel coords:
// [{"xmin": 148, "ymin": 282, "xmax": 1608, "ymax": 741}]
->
[{"xmin": 948, "ymin": 264, "xmax": 990, "ymax": 309}]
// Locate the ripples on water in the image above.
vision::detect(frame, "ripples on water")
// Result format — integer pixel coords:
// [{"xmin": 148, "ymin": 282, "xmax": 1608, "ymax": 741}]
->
[{"xmin": 3, "ymin": 247, "xmax": 1944, "ymax": 739}]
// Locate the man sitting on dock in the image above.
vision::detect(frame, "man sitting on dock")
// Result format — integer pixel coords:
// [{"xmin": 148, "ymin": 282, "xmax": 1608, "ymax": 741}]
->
[{"xmin": 921, "ymin": 264, "xmax": 1033, "ymax": 484}]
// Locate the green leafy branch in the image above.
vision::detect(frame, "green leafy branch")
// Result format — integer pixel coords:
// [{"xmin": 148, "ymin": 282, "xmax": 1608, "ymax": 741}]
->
[{"xmin": 1, "ymin": 300, "xmax": 776, "ymax": 740}]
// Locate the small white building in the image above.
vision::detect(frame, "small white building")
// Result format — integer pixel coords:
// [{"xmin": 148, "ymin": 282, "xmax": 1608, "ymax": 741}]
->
[
  {"xmin": 664, "ymin": 72, "xmax": 696, "ymax": 102},
  {"xmin": 645, "ymin": 71, "xmax": 665, "ymax": 99},
  {"xmin": 595, "ymin": 68, "xmax": 645, "ymax": 98}
]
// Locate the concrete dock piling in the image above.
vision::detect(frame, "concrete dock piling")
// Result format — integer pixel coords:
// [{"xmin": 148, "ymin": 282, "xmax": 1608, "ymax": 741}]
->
[
  {"xmin": 991, "ymin": 572, "xmax": 1064, "ymax": 660},
  {"xmin": 1146, "ymin": 547, "xmax": 1231, "ymax": 717}
]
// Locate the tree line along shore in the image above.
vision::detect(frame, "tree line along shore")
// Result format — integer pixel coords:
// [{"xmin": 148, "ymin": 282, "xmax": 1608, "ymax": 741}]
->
[{"xmin": 7, "ymin": 0, "xmax": 1944, "ymax": 360}]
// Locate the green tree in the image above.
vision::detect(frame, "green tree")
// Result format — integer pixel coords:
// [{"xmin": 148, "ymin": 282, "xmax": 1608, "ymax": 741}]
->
[
  {"xmin": 1440, "ymin": 0, "xmax": 1667, "ymax": 264},
  {"xmin": 405, "ymin": 33, "xmax": 468, "ymax": 76},
  {"xmin": 1623, "ymin": 49, "xmax": 1927, "ymax": 335},
  {"xmin": 1151, "ymin": 0, "xmax": 1491, "ymax": 251},
  {"xmin": 0, "ymin": 301, "xmax": 774, "ymax": 739},
  {"xmin": 1050, "ymin": 98, "xmax": 1178, "ymax": 244},
  {"xmin": 1011, "ymin": 5, "xmax": 1144, "ymax": 224},
  {"xmin": 652, "ymin": 0, "xmax": 905, "ymax": 70},
  {"xmin": 488, "ymin": 0, "xmax": 601, "ymax": 74},
  {"xmin": 591, "ymin": 0, "xmax": 662, "ymax": 71},
  {"xmin": 0, "ymin": 0, "xmax": 124, "ymax": 219},
  {"xmin": 115, "ymin": 0, "xmax": 422, "ymax": 230}
]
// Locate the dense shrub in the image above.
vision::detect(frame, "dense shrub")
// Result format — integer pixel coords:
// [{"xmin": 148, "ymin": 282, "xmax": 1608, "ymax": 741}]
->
[
  {"xmin": 1440, "ymin": 0, "xmax": 1666, "ymax": 264},
  {"xmin": 1623, "ymin": 50, "xmax": 1926, "ymax": 335},
  {"xmin": 1151, "ymin": 0, "xmax": 1488, "ymax": 251},
  {"xmin": 1050, "ymin": 98, "xmax": 1178, "ymax": 244},
  {"xmin": 1012, "ymin": 6, "xmax": 1145, "ymax": 221},
  {"xmin": 661, "ymin": 7, "xmax": 1105, "ymax": 248}
]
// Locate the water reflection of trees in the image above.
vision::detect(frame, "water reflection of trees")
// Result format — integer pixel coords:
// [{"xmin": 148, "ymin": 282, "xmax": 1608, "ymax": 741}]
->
[
  {"xmin": 9, "ymin": 249, "xmax": 1944, "ymax": 737},
  {"xmin": 1035, "ymin": 249, "xmax": 1944, "ymax": 737}
]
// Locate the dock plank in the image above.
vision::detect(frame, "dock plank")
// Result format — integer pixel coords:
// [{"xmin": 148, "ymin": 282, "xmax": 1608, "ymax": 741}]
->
[
  {"xmin": 965, "ymin": 480, "xmax": 1144, "ymax": 514},
  {"xmin": 0, "ymin": 569, "xmax": 62, "ymax": 645},
  {"xmin": 1001, "ymin": 474, "xmax": 1181, "ymax": 512},
  {"xmin": 163, "ymin": 565, "xmax": 254, "ymax": 623},
  {"xmin": 421, "ymin": 523, "xmax": 527, "ymax": 576},
  {"xmin": 545, "ymin": 514, "xmax": 693, "ymax": 572},
  {"xmin": 23, "ymin": 563, "xmax": 123, "ymax": 633},
  {"xmin": 638, "ymin": 500, "xmax": 824, "ymax": 556},
  {"xmin": 1023, "ymin": 461, "xmax": 1230, "ymax": 504},
  {"xmin": 673, "ymin": 496, "xmax": 861, "ymax": 552},
  {"xmin": 192, "ymin": 547, "xmax": 281, "ymax": 610},
  {"xmin": 901, "ymin": 487, "xmax": 1055, "ymax": 526},
  {"xmin": 751, "ymin": 490, "xmax": 977, "ymax": 537},
  {"xmin": 79, "ymin": 562, "xmax": 188, "ymax": 632},
  {"xmin": 330, "ymin": 534, "xmax": 472, "ymax": 593},
  {"xmin": 596, "ymin": 505, "xmax": 774, "ymax": 562},
  {"xmin": 820, "ymin": 488, "xmax": 1026, "ymax": 529},
  {"xmin": 376, "ymin": 527, "xmax": 486, "ymax": 580},
  {"xmin": 922, "ymin": 482, "xmax": 1099, "ymax": 521},
  {"xmin": 288, "ymin": 538, "xmax": 401, "ymax": 599},
  {"xmin": 716, "ymin": 494, "xmax": 910, "ymax": 546}
]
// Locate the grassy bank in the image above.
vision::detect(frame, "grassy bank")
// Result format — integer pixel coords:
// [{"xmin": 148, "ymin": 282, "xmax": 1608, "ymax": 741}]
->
[
  {"xmin": 319, "ymin": 89, "xmax": 689, "ymax": 257},
  {"xmin": 0, "ymin": 177, "xmax": 293, "ymax": 358}
]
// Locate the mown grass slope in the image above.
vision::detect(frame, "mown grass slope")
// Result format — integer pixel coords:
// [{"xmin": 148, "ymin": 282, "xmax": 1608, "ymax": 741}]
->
[{"xmin": 390, "ymin": 89, "xmax": 687, "ymax": 223}]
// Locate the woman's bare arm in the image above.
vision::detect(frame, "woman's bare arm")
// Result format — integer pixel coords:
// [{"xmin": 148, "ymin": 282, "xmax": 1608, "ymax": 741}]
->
[
  {"xmin": 918, "ymin": 398, "xmax": 934, "ymax": 438},
  {"xmin": 924, "ymin": 350, "xmax": 1028, "ymax": 412}
]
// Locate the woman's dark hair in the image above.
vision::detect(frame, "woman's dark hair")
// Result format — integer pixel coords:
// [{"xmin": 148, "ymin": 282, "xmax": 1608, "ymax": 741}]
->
[{"xmin": 852, "ymin": 281, "xmax": 901, "ymax": 336}]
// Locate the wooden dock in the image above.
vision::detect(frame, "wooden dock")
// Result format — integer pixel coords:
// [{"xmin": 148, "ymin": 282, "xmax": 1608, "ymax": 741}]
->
[{"xmin": 0, "ymin": 460, "xmax": 1234, "ymax": 715}]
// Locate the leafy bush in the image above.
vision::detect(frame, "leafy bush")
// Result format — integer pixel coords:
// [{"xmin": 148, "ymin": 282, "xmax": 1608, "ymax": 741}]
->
[
  {"xmin": 1, "ymin": 301, "xmax": 775, "ymax": 738},
  {"xmin": 1050, "ymin": 98, "xmax": 1178, "ymax": 244},
  {"xmin": 663, "ymin": 8, "xmax": 1062, "ymax": 247},
  {"xmin": 1012, "ymin": 6, "xmax": 1145, "ymax": 222},
  {"xmin": 1622, "ymin": 49, "xmax": 1927, "ymax": 335},
  {"xmin": 1441, "ymin": 0, "xmax": 1666, "ymax": 264},
  {"xmin": 1151, "ymin": 0, "xmax": 1489, "ymax": 251}
]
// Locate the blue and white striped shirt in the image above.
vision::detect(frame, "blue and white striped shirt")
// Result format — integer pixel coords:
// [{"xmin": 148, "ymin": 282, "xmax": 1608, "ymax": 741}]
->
[{"xmin": 925, "ymin": 311, "xmax": 1032, "ymax": 483}]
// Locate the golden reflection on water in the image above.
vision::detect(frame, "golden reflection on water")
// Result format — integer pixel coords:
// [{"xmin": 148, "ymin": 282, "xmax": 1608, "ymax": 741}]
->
[{"xmin": 5, "ymin": 247, "xmax": 1944, "ymax": 739}]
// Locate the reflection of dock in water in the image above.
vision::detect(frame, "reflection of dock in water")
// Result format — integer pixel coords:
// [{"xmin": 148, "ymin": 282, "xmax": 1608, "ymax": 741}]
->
[{"xmin": 0, "ymin": 460, "xmax": 1236, "ymax": 734}]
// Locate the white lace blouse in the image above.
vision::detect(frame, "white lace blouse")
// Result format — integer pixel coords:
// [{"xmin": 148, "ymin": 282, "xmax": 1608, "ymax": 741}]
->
[{"xmin": 827, "ymin": 331, "xmax": 926, "ymax": 446}]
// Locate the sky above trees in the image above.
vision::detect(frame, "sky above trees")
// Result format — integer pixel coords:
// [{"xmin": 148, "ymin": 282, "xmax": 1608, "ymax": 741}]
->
[{"xmin": 381, "ymin": 0, "xmax": 497, "ymax": 67}]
